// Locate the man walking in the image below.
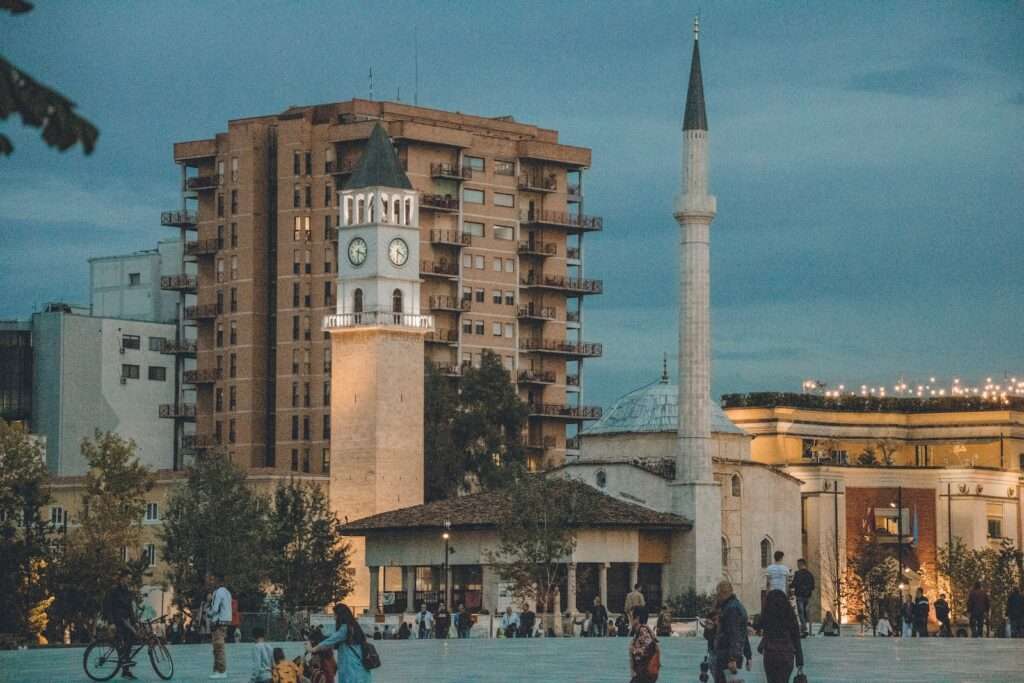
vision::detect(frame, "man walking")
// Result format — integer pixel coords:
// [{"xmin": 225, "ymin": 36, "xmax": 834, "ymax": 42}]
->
[
  {"xmin": 967, "ymin": 581, "xmax": 990, "ymax": 638},
  {"xmin": 912, "ymin": 588, "xmax": 930, "ymax": 637},
  {"xmin": 592, "ymin": 596, "xmax": 609, "ymax": 637},
  {"xmin": 934, "ymin": 593, "xmax": 952, "ymax": 637},
  {"xmin": 206, "ymin": 572, "xmax": 232, "ymax": 680},
  {"xmin": 415, "ymin": 602, "xmax": 433, "ymax": 639},
  {"xmin": 624, "ymin": 583, "xmax": 646, "ymax": 623},
  {"xmin": 765, "ymin": 551, "xmax": 790, "ymax": 593},
  {"xmin": 712, "ymin": 580, "xmax": 751, "ymax": 683},
  {"xmin": 791, "ymin": 558, "xmax": 815, "ymax": 637},
  {"xmin": 1006, "ymin": 587, "xmax": 1024, "ymax": 637}
]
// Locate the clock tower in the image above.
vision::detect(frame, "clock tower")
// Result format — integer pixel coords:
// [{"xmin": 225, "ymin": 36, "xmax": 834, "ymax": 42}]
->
[{"xmin": 326, "ymin": 123, "xmax": 432, "ymax": 612}]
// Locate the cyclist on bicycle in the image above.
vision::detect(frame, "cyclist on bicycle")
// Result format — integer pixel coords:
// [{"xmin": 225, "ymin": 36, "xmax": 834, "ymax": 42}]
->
[{"xmin": 104, "ymin": 569, "xmax": 139, "ymax": 680}]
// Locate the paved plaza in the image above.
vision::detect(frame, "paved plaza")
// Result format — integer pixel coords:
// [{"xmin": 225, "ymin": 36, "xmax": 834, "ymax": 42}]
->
[{"xmin": 3, "ymin": 636, "xmax": 1024, "ymax": 683}]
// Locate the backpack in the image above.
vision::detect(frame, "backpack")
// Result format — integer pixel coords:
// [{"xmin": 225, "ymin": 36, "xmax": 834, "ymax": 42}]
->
[{"xmin": 353, "ymin": 641, "xmax": 381, "ymax": 670}]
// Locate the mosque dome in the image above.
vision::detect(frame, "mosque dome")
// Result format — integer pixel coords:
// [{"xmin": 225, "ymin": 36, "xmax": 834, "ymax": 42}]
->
[{"xmin": 581, "ymin": 376, "xmax": 746, "ymax": 437}]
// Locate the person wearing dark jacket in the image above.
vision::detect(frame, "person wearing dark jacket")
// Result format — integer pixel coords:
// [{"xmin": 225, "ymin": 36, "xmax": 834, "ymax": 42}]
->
[
  {"xmin": 105, "ymin": 569, "xmax": 138, "ymax": 680},
  {"xmin": 791, "ymin": 559, "xmax": 815, "ymax": 637},
  {"xmin": 757, "ymin": 589, "xmax": 804, "ymax": 683},
  {"xmin": 967, "ymin": 582, "xmax": 990, "ymax": 637},
  {"xmin": 934, "ymin": 594, "xmax": 952, "ymax": 636},
  {"xmin": 592, "ymin": 597, "xmax": 609, "ymax": 637},
  {"xmin": 912, "ymin": 588, "xmax": 930, "ymax": 637},
  {"xmin": 434, "ymin": 602, "xmax": 452, "ymax": 639},
  {"xmin": 1006, "ymin": 587, "xmax": 1024, "ymax": 637},
  {"xmin": 712, "ymin": 580, "xmax": 751, "ymax": 683}
]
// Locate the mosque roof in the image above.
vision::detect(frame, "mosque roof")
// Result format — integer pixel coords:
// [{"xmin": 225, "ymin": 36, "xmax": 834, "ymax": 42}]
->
[
  {"xmin": 344, "ymin": 123, "xmax": 413, "ymax": 190},
  {"xmin": 581, "ymin": 376, "xmax": 747, "ymax": 437}
]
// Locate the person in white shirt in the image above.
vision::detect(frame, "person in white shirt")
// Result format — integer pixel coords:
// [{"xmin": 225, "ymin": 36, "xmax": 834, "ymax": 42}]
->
[
  {"xmin": 207, "ymin": 572, "xmax": 233, "ymax": 680},
  {"xmin": 415, "ymin": 603, "xmax": 434, "ymax": 639},
  {"xmin": 499, "ymin": 606, "xmax": 519, "ymax": 638},
  {"xmin": 875, "ymin": 616, "xmax": 893, "ymax": 637},
  {"xmin": 765, "ymin": 551, "xmax": 791, "ymax": 593}
]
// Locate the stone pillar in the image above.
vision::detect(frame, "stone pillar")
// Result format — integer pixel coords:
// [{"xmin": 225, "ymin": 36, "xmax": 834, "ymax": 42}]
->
[
  {"xmin": 368, "ymin": 566, "xmax": 380, "ymax": 616},
  {"xmin": 599, "ymin": 563, "xmax": 608, "ymax": 608},
  {"xmin": 567, "ymin": 563, "xmax": 578, "ymax": 615},
  {"xmin": 629, "ymin": 562, "xmax": 639, "ymax": 590},
  {"xmin": 405, "ymin": 566, "xmax": 416, "ymax": 614},
  {"xmin": 660, "ymin": 564, "xmax": 671, "ymax": 609}
]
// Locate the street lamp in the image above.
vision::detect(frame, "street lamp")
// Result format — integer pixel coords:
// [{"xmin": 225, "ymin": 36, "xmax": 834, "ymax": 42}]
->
[{"xmin": 442, "ymin": 518, "xmax": 452, "ymax": 607}]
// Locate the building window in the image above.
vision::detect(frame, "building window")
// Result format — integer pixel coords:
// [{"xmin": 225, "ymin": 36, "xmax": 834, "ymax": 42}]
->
[
  {"xmin": 504, "ymin": 291, "xmax": 514, "ymax": 305},
  {"xmin": 291, "ymin": 349, "xmax": 299, "ymax": 375},
  {"xmin": 760, "ymin": 537, "xmax": 772, "ymax": 569},
  {"xmin": 229, "ymin": 386, "xmax": 237, "ymax": 411},
  {"xmin": 504, "ymin": 258, "xmax": 515, "ymax": 273},
  {"xmin": 215, "ymin": 388, "xmax": 223, "ymax": 412},
  {"xmin": 291, "ymin": 448, "xmax": 299, "ymax": 471},
  {"xmin": 731, "ymin": 474, "xmax": 741, "ymax": 497},
  {"xmin": 303, "ymin": 382, "xmax": 311, "ymax": 408},
  {"xmin": 230, "ymin": 288, "xmax": 238, "ymax": 313},
  {"xmin": 291, "ymin": 382, "xmax": 299, "ymax": 408},
  {"xmin": 323, "ymin": 380, "xmax": 330, "ymax": 403},
  {"xmin": 492, "ymin": 322, "xmax": 502, "ymax": 337},
  {"xmin": 324, "ymin": 184, "xmax": 332, "ymax": 207},
  {"xmin": 291, "ymin": 415, "xmax": 299, "ymax": 440},
  {"xmin": 504, "ymin": 323, "xmax": 514, "ymax": 338},
  {"xmin": 293, "ymin": 184, "xmax": 301, "ymax": 208},
  {"xmin": 305, "ymin": 151, "xmax": 312, "ymax": 176},
  {"xmin": 801, "ymin": 439, "xmax": 815, "ymax": 459},
  {"xmin": 474, "ymin": 321, "xmax": 484, "ymax": 335},
  {"xmin": 128, "ymin": 272, "xmax": 141, "ymax": 286},
  {"xmin": 147, "ymin": 366, "xmax": 167, "ymax": 381},
  {"xmin": 231, "ymin": 157, "xmax": 239, "ymax": 182},
  {"xmin": 303, "ymin": 316, "xmax": 311, "ymax": 340},
  {"xmin": 229, "ymin": 320, "xmax": 237, "ymax": 345},
  {"xmin": 50, "ymin": 506, "xmax": 65, "ymax": 526},
  {"xmin": 121, "ymin": 364, "xmax": 140, "ymax": 380},
  {"xmin": 463, "ymin": 188, "xmax": 484, "ymax": 204},
  {"xmin": 392, "ymin": 289, "xmax": 403, "ymax": 314},
  {"xmin": 304, "ymin": 285, "xmax": 311, "ymax": 308},
  {"xmin": 230, "ymin": 255, "xmax": 239, "ymax": 280},
  {"xmin": 324, "ymin": 281, "xmax": 334, "ymax": 306},
  {"xmin": 494, "ymin": 159, "xmax": 515, "ymax": 176},
  {"xmin": 292, "ymin": 283, "xmax": 300, "ymax": 307},
  {"xmin": 305, "ymin": 248, "xmax": 311, "ymax": 274},
  {"xmin": 464, "ymin": 156, "xmax": 484, "ymax": 172},
  {"xmin": 463, "ymin": 221, "xmax": 484, "ymax": 237},
  {"xmin": 474, "ymin": 288, "xmax": 484, "ymax": 303},
  {"xmin": 122, "ymin": 334, "xmax": 141, "ymax": 350},
  {"xmin": 492, "ymin": 290, "xmax": 502, "ymax": 304},
  {"xmin": 230, "ymin": 222, "xmax": 238, "ymax": 248},
  {"xmin": 148, "ymin": 337, "xmax": 164, "ymax": 352},
  {"xmin": 217, "ymin": 258, "xmax": 225, "ymax": 282},
  {"xmin": 228, "ymin": 418, "xmax": 236, "ymax": 443},
  {"xmin": 229, "ymin": 353, "xmax": 237, "ymax": 378},
  {"xmin": 292, "ymin": 316, "xmax": 300, "ymax": 340},
  {"xmin": 305, "ymin": 185, "xmax": 312, "ymax": 208},
  {"xmin": 302, "ymin": 449, "xmax": 311, "ymax": 473},
  {"xmin": 987, "ymin": 503, "xmax": 1003, "ymax": 539},
  {"xmin": 216, "ymin": 324, "xmax": 224, "ymax": 347},
  {"xmin": 322, "ymin": 449, "xmax": 330, "ymax": 473},
  {"xmin": 493, "ymin": 193, "xmax": 515, "ymax": 208},
  {"xmin": 293, "ymin": 151, "xmax": 301, "ymax": 176},
  {"xmin": 322, "ymin": 415, "xmax": 330, "ymax": 439},
  {"xmin": 722, "ymin": 536, "xmax": 730, "ymax": 568},
  {"xmin": 873, "ymin": 508, "xmax": 910, "ymax": 537},
  {"xmin": 145, "ymin": 503, "xmax": 159, "ymax": 522},
  {"xmin": 493, "ymin": 225, "xmax": 514, "ymax": 240},
  {"xmin": 145, "ymin": 544, "xmax": 157, "ymax": 567},
  {"xmin": 230, "ymin": 190, "xmax": 238, "ymax": 214},
  {"xmin": 462, "ymin": 318, "xmax": 472, "ymax": 334},
  {"xmin": 474, "ymin": 255, "xmax": 485, "ymax": 270},
  {"xmin": 217, "ymin": 193, "xmax": 224, "ymax": 217},
  {"xmin": 293, "ymin": 250, "xmax": 301, "ymax": 274},
  {"xmin": 354, "ymin": 289, "xmax": 363, "ymax": 313}
]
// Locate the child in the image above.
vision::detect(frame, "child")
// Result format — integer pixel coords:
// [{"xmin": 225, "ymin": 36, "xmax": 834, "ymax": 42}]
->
[
  {"xmin": 271, "ymin": 647, "xmax": 304, "ymax": 683},
  {"xmin": 250, "ymin": 627, "xmax": 273, "ymax": 683},
  {"xmin": 313, "ymin": 648, "xmax": 337, "ymax": 683}
]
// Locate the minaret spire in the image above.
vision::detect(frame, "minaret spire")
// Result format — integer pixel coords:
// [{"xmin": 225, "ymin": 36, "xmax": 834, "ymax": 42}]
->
[{"xmin": 683, "ymin": 17, "xmax": 708, "ymax": 132}]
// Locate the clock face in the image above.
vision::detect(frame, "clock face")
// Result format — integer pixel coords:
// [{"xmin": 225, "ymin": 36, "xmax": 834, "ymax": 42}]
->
[
  {"xmin": 347, "ymin": 237, "xmax": 367, "ymax": 266},
  {"xmin": 388, "ymin": 238, "xmax": 409, "ymax": 266}
]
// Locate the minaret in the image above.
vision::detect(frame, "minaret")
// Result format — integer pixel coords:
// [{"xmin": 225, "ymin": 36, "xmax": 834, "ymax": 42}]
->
[{"xmin": 670, "ymin": 17, "xmax": 722, "ymax": 595}]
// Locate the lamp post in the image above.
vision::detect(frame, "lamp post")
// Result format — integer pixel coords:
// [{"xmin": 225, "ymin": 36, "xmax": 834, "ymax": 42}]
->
[{"xmin": 442, "ymin": 518, "xmax": 451, "ymax": 607}]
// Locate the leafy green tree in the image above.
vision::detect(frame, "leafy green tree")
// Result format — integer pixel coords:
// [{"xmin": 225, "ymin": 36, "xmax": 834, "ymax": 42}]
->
[
  {"xmin": 425, "ymin": 350, "xmax": 529, "ymax": 500},
  {"xmin": 666, "ymin": 588, "xmax": 716, "ymax": 619},
  {"xmin": 161, "ymin": 451, "xmax": 268, "ymax": 613},
  {"xmin": 266, "ymin": 479, "xmax": 353, "ymax": 610},
  {"xmin": 1, "ymin": 2, "xmax": 99, "ymax": 156},
  {"xmin": 0, "ymin": 420, "xmax": 54, "ymax": 642},
  {"xmin": 846, "ymin": 534, "xmax": 899, "ymax": 629},
  {"xmin": 939, "ymin": 537, "xmax": 1022, "ymax": 633}
]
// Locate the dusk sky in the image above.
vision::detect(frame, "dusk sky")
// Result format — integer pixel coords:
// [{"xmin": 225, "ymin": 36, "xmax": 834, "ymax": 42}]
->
[{"xmin": 2, "ymin": 1, "xmax": 1022, "ymax": 410}]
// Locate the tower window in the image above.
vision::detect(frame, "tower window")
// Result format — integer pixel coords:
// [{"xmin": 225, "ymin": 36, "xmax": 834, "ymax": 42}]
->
[
  {"xmin": 353, "ymin": 289, "xmax": 363, "ymax": 314},
  {"xmin": 392, "ymin": 289, "xmax": 403, "ymax": 314},
  {"xmin": 760, "ymin": 537, "xmax": 773, "ymax": 569},
  {"xmin": 731, "ymin": 474, "xmax": 741, "ymax": 497}
]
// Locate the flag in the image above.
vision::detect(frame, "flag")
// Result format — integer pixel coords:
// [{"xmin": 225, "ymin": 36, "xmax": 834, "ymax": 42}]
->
[{"xmin": 912, "ymin": 507, "xmax": 919, "ymax": 546}]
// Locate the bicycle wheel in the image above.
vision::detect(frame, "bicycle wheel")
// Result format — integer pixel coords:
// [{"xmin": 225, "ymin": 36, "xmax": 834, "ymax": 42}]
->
[
  {"xmin": 83, "ymin": 640, "xmax": 122, "ymax": 682},
  {"xmin": 148, "ymin": 640, "xmax": 175, "ymax": 680}
]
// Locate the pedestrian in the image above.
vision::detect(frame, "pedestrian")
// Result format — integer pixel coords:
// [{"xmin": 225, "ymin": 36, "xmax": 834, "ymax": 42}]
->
[
  {"xmin": 499, "ymin": 605, "xmax": 519, "ymax": 638},
  {"xmin": 593, "ymin": 597, "xmax": 609, "ymax": 637},
  {"xmin": 103, "ymin": 568, "xmax": 139, "ymax": 681},
  {"xmin": 397, "ymin": 621, "xmax": 411, "ymax": 640},
  {"xmin": 764, "ymin": 551, "xmax": 790, "ymax": 594},
  {"xmin": 608, "ymin": 619, "xmax": 618, "ymax": 637},
  {"xmin": 655, "ymin": 607, "xmax": 672, "ymax": 638},
  {"xmin": 900, "ymin": 597, "xmax": 914, "ymax": 637},
  {"xmin": 757, "ymin": 590, "xmax": 804, "ymax": 683},
  {"xmin": 169, "ymin": 617, "xmax": 182, "ymax": 645},
  {"xmin": 435, "ymin": 601, "xmax": 452, "ymax": 639},
  {"xmin": 875, "ymin": 615, "xmax": 893, "ymax": 637},
  {"xmin": 309, "ymin": 603, "xmax": 372, "ymax": 683},
  {"xmin": 519, "ymin": 604, "xmax": 536, "ymax": 638},
  {"xmin": 615, "ymin": 614, "xmax": 630, "ymax": 637},
  {"xmin": 934, "ymin": 594, "xmax": 952, "ymax": 637},
  {"xmin": 456, "ymin": 603, "xmax": 471, "ymax": 638},
  {"xmin": 249, "ymin": 626, "xmax": 273, "ymax": 683},
  {"xmin": 625, "ymin": 583, "xmax": 646, "ymax": 623},
  {"xmin": 790, "ymin": 558, "xmax": 815, "ymax": 637},
  {"xmin": 207, "ymin": 572, "xmax": 233, "ymax": 680},
  {"xmin": 967, "ymin": 581, "xmax": 989, "ymax": 637},
  {"xmin": 912, "ymin": 588, "xmax": 929, "ymax": 637},
  {"xmin": 270, "ymin": 647, "xmax": 302, "ymax": 683},
  {"xmin": 818, "ymin": 611, "xmax": 840, "ymax": 636},
  {"xmin": 1007, "ymin": 587, "xmax": 1024, "ymax": 637},
  {"xmin": 712, "ymin": 580, "xmax": 751, "ymax": 683},
  {"xmin": 414, "ymin": 603, "xmax": 433, "ymax": 639},
  {"xmin": 628, "ymin": 605, "xmax": 660, "ymax": 683}
]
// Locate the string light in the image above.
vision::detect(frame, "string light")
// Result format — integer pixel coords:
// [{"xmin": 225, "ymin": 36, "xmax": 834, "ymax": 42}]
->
[{"xmin": 799, "ymin": 374, "xmax": 1023, "ymax": 404}]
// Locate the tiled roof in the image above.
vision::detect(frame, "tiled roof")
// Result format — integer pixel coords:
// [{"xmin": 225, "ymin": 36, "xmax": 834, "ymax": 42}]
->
[
  {"xmin": 340, "ymin": 478, "xmax": 691, "ymax": 534},
  {"xmin": 344, "ymin": 123, "xmax": 413, "ymax": 190}
]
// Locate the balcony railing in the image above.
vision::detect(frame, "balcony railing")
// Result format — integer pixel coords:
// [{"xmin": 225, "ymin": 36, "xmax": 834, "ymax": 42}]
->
[
  {"xmin": 159, "ymin": 403, "xmax": 196, "ymax": 420},
  {"xmin": 518, "ymin": 369, "xmax": 556, "ymax": 385},
  {"xmin": 161, "ymin": 210, "xmax": 197, "ymax": 228},
  {"xmin": 326, "ymin": 159, "xmax": 359, "ymax": 175},
  {"xmin": 185, "ymin": 175, "xmax": 219, "ymax": 191},
  {"xmin": 185, "ymin": 238, "xmax": 220, "ymax": 256},
  {"xmin": 566, "ymin": 310, "xmax": 580, "ymax": 323},
  {"xmin": 421, "ymin": 260, "xmax": 459, "ymax": 279},
  {"xmin": 428, "ymin": 362, "xmax": 463, "ymax": 378},
  {"xmin": 183, "ymin": 368, "xmax": 223, "ymax": 384},
  {"xmin": 520, "ymin": 274, "xmax": 603, "ymax": 295},
  {"xmin": 517, "ymin": 304, "xmax": 557, "ymax": 321},
  {"xmin": 430, "ymin": 229, "xmax": 471, "ymax": 247},
  {"xmin": 567, "ymin": 184, "xmax": 582, "ymax": 202},
  {"xmin": 525, "ymin": 435, "xmax": 558, "ymax": 450},
  {"xmin": 182, "ymin": 433, "xmax": 218, "ymax": 451},
  {"xmin": 183, "ymin": 303, "xmax": 219, "ymax": 321},
  {"xmin": 566, "ymin": 246, "xmax": 581, "ymax": 260},
  {"xmin": 159, "ymin": 339, "xmax": 197, "ymax": 356},
  {"xmin": 518, "ymin": 241, "xmax": 557, "ymax": 257},
  {"xmin": 431, "ymin": 162, "xmax": 471, "ymax": 180},
  {"xmin": 521, "ymin": 208, "xmax": 602, "ymax": 232},
  {"xmin": 421, "ymin": 194, "xmax": 460, "ymax": 212},
  {"xmin": 528, "ymin": 403, "xmax": 603, "ymax": 420},
  {"xmin": 429, "ymin": 295, "xmax": 470, "ymax": 312},
  {"xmin": 425, "ymin": 329, "xmax": 459, "ymax": 345},
  {"xmin": 323, "ymin": 311, "xmax": 434, "ymax": 330},
  {"xmin": 160, "ymin": 274, "xmax": 197, "ymax": 293},
  {"xmin": 566, "ymin": 374, "xmax": 580, "ymax": 387},
  {"xmin": 518, "ymin": 173, "xmax": 558, "ymax": 192},
  {"xmin": 520, "ymin": 338, "xmax": 603, "ymax": 357},
  {"xmin": 565, "ymin": 437, "xmax": 582, "ymax": 451}
]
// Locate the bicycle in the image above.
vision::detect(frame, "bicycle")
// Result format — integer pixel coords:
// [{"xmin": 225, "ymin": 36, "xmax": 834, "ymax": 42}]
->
[{"xmin": 83, "ymin": 616, "xmax": 175, "ymax": 681}]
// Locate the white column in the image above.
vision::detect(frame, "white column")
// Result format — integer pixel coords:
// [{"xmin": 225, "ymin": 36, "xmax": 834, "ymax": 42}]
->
[
  {"xmin": 567, "ymin": 563, "xmax": 578, "ymax": 615},
  {"xmin": 405, "ymin": 566, "xmax": 416, "ymax": 614}
]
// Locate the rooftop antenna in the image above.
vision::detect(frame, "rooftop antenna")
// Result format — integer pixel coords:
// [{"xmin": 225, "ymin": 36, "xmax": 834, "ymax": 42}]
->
[
  {"xmin": 369, "ymin": 67, "xmax": 374, "ymax": 101},
  {"xmin": 414, "ymin": 26, "xmax": 419, "ymax": 105},
  {"xmin": 693, "ymin": 13, "xmax": 700, "ymax": 41},
  {"xmin": 396, "ymin": 86, "xmax": 401, "ymax": 102}
]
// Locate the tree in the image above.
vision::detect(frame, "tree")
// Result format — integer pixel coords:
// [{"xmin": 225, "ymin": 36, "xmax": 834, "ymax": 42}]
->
[
  {"xmin": 938, "ymin": 537, "xmax": 1022, "ymax": 634},
  {"xmin": 846, "ymin": 534, "xmax": 899, "ymax": 629},
  {"xmin": 0, "ymin": 420, "xmax": 54, "ymax": 642},
  {"xmin": 1, "ymin": 2, "xmax": 99, "ymax": 156},
  {"xmin": 161, "ymin": 451, "xmax": 268, "ymax": 613},
  {"xmin": 425, "ymin": 350, "xmax": 529, "ymax": 500},
  {"xmin": 666, "ymin": 588, "xmax": 715, "ymax": 619},
  {"xmin": 266, "ymin": 479, "xmax": 353, "ymax": 610}
]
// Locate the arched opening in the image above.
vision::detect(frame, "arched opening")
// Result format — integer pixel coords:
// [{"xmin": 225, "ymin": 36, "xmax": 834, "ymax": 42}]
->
[
  {"xmin": 731, "ymin": 474, "xmax": 741, "ymax": 497},
  {"xmin": 380, "ymin": 193, "xmax": 389, "ymax": 223},
  {"xmin": 392, "ymin": 288, "xmax": 403, "ymax": 313},
  {"xmin": 721, "ymin": 536, "xmax": 730, "ymax": 568},
  {"xmin": 353, "ymin": 288, "xmax": 363, "ymax": 317},
  {"xmin": 393, "ymin": 198, "xmax": 401, "ymax": 225},
  {"xmin": 368, "ymin": 193, "xmax": 376, "ymax": 222},
  {"xmin": 760, "ymin": 537, "xmax": 773, "ymax": 569},
  {"xmin": 356, "ymin": 196, "xmax": 365, "ymax": 224},
  {"xmin": 405, "ymin": 196, "xmax": 412, "ymax": 225},
  {"xmin": 345, "ymin": 196, "xmax": 353, "ymax": 225}
]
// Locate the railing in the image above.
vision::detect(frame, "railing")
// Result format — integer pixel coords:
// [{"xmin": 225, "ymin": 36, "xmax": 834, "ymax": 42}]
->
[
  {"xmin": 565, "ymin": 437, "xmax": 582, "ymax": 451},
  {"xmin": 567, "ymin": 184, "xmax": 582, "ymax": 201},
  {"xmin": 518, "ymin": 241, "xmax": 557, "ymax": 257},
  {"xmin": 182, "ymin": 434, "xmax": 218, "ymax": 450},
  {"xmin": 430, "ymin": 229, "xmax": 471, "ymax": 247},
  {"xmin": 521, "ymin": 209, "xmax": 602, "ymax": 232},
  {"xmin": 323, "ymin": 311, "xmax": 434, "ymax": 330},
  {"xmin": 517, "ymin": 304, "xmax": 557, "ymax": 321},
  {"xmin": 183, "ymin": 368, "xmax": 223, "ymax": 384},
  {"xmin": 159, "ymin": 403, "xmax": 196, "ymax": 419},
  {"xmin": 566, "ymin": 246, "xmax": 581, "ymax": 260},
  {"xmin": 326, "ymin": 159, "xmax": 359, "ymax": 175},
  {"xmin": 161, "ymin": 210, "xmax": 197, "ymax": 227},
  {"xmin": 520, "ymin": 274, "xmax": 603, "ymax": 295},
  {"xmin": 525, "ymin": 435, "xmax": 558, "ymax": 450},
  {"xmin": 429, "ymin": 295, "xmax": 470, "ymax": 312},
  {"xmin": 421, "ymin": 194, "xmax": 460, "ymax": 212},
  {"xmin": 528, "ymin": 403, "xmax": 603, "ymax": 420},
  {"xmin": 185, "ymin": 238, "xmax": 220, "ymax": 256},
  {"xmin": 185, "ymin": 175, "xmax": 219, "ymax": 191},
  {"xmin": 160, "ymin": 274, "xmax": 197, "ymax": 292},
  {"xmin": 183, "ymin": 303, "xmax": 219, "ymax": 320},
  {"xmin": 566, "ymin": 310, "xmax": 580, "ymax": 323},
  {"xmin": 428, "ymin": 362, "xmax": 463, "ymax": 377},
  {"xmin": 518, "ymin": 369, "xmax": 556, "ymax": 384},
  {"xmin": 421, "ymin": 260, "xmax": 459, "ymax": 278},
  {"xmin": 425, "ymin": 329, "xmax": 459, "ymax": 344},
  {"xmin": 430, "ymin": 162, "xmax": 471, "ymax": 180},
  {"xmin": 518, "ymin": 173, "xmax": 557, "ymax": 192},
  {"xmin": 566, "ymin": 374, "xmax": 580, "ymax": 386},
  {"xmin": 159, "ymin": 339, "xmax": 197, "ymax": 355},
  {"xmin": 520, "ymin": 338, "xmax": 603, "ymax": 357}
]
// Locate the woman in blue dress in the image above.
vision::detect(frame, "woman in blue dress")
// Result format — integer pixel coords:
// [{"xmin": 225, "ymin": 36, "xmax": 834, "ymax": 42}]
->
[{"xmin": 310, "ymin": 603, "xmax": 372, "ymax": 683}]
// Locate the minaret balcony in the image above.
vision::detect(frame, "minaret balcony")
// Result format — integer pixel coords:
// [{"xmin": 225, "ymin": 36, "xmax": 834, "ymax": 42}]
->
[
  {"xmin": 517, "ymin": 173, "xmax": 558, "ymax": 193},
  {"xmin": 183, "ymin": 303, "xmax": 219, "ymax": 321},
  {"xmin": 185, "ymin": 175, "xmax": 219, "ymax": 191},
  {"xmin": 425, "ymin": 329, "xmax": 459, "ymax": 345},
  {"xmin": 183, "ymin": 368, "xmax": 222, "ymax": 385},
  {"xmin": 527, "ymin": 403, "xmax": 602, "ymax": 421},
  {"xmin": 520, "ymin": 338, "xmax": 602, "ymax": 358},
  {"xmin": 160, "ymin": 274, "xmax": 198, "ymax": 293},
  {"xmin": 518, "ymin": 369, "xmax": 556, "ymax": 385},
  {"xmin": 421, "ymin": 260, "xmax": 459, "ymax": 279},
  {"xmin": 421, "ymin": 194, "xmax": 460, "ymax": 213},
  {"xmin": 429, "ymin": 295, "xmax": 471, "ymax": 313},
  {"xmin": 517, "ymin": 241, "xmax": 557, "ymax": 258},
  {"xmin": 158, "ymin": 339, "xmax": 196, "ymax": 356},
  {"xmin": 159, "ymin": 403, "xmax": 196, "ymax": 420},
  {"xmin": 430, "ymin": 229, "xmax": 471, "ymax": 247},
  {"xmin": 184, "ymin": 238, "xmax": 220, "ymax": 257},
  {"xmin": 322, "ymin": 311, "xmax": 434, "ymax": 331},
  {"xmin": 520, "ymin": 274, "xmax": 603, "ymax": 295},
  {"xmin": 517, "ymin": 304, "xmax": 557, "ymax": 322},
  {"xmin": 521, "ymin": 209, "xmax": 602, "ymax": 233},
  {"xmin": 430, "ymin": 162, "xmax": 472, "ymax": 181},
  {"xmin": 161, "ymin": 210, "xmax": 198, "ymax": 228}
]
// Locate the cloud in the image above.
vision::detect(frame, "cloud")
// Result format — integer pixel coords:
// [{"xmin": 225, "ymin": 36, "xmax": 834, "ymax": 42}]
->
[
  {"xmin": 0, "ymin": 174, "xmax": 161, "ymax": 229},
  {"xmin": 846, "ymin": 65, "xmax": 967, "ymax": 97}
]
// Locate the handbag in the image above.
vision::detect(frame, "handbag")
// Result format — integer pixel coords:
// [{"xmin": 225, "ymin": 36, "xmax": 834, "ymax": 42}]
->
[
  {"xmin": 643, "ymin": 643, "xmax": 661, "ymax": 681},
  {"xmin": 793, "ymin": 673, "xmax": 808, "ymax": 683}
]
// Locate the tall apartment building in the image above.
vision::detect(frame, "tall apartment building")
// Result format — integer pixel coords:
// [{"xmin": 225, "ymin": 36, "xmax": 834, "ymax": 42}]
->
[{"xmin": 170, "ymin": 99, "xmax": 603, "ymax": 474}]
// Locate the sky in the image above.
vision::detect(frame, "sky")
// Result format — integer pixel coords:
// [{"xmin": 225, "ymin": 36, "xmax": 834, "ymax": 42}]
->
[{"xmin": 2, "ymin": 1, "xmax": 1022, "ymax": 411}]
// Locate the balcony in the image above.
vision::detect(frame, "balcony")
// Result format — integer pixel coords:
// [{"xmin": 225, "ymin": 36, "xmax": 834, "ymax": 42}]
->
[
  {"xmin": 565, "ymin": 437, "xmax": 582, "ymax": 451},
  {"xmin": 431, "ymin": 162, "xmax": 471, "ymax": 180},
  {"xmin": 567, "ymin": 184, "xmax": 582, "ymax": 203},
  {"xmin": 566, "ymin": 374, "xmax": 580, "ymax": 387},
  {"xmin": 161, "ymin": 210, "xmax": 197, "ymax": 228},
  {"xmin": 159, "ymin": 339, "xmax": 197, "ymax": 356},
  {"xmin": 326, "ymin": 159, "xmax": 359, "ymax": 176},
  {"xmin": 159, "ymin": 403, "xmax": 196, "ymax": 420},
  {"xmin": 518, "ymin": 241, "xmax": 557, "ymax": 258},
  {"xmin": 430, "ymin": 229, "xmax": 471, "ymax": 247},
  {"xmin": 323, "ymin": 311, "xmax": 434, "ymax": 331},
  {"xmin": 520, "ymin": 274, "xmax": 603, "ymax": 295},
  {"xmin": 183, "ymin": 368, "xmax": 223, "ymax": 384},
  {"xmin": 185, "ymin": 175, "xmax": 219, "ymax": 191},
  {"xmin": 528, "ymin": 403, "xmax": 603, "ymax": 421},
  {"xmin": 521, "ymin": 208, "xmax": 602, "ymax": 232},
  {"xmin": 428, "ymin": 362, "xmax": 463, "ymax": 378},
  {"xmin": 160, "ymin": 274, "xmax": 197, "ymax": 293},
  {"xmin": 518, "ymin": 369, "xmax": 556, "ymax": 385},
  {"xmin": 421, "ymin": 194, "xmax": 459, "ymax": 213},
  {"xmin": 185, "ymin": 238, "xmax": 220, "ymax": 256},
  {"xmin": 520, "ymin": 338, "xmax": 603, "ymax": 358},
  {"xmin": 183, "ymin": 303, "xmax": 219, "ymax": 321},
  {"xmin": 566, "ymin": 310, "xmax": 580, "ymax": 324},
  {"xmin": 566, "ymin": 246, "xmax": 581, "ymax": 261},
  {"xmin": 429, "ymin": 295, "xmax": 470, "ymax": 313},
  {"xmin": 517, "ymin": 304, "xmax": 557, "ymax": 322},
  {"xmin": 182, "ymin": 433, "xmax": 218, "ymax": 451},
  {"xmin": 518, "ymin": 173, "xmax": 558, "ymax": 193},
  {"xmin": 525, "ymin": 435, "xmax": 557, "ymax": 451},
  {"xmin": 425, "ymin": 329, "xmax": 459, "ymax": 345},
  {"xmin": 421, "ymin": 260, "xmax": 459, "ymax": 279}
]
